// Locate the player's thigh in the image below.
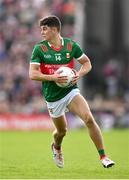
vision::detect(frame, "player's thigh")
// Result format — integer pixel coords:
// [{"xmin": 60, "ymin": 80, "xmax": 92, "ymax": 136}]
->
[
  {"xmin": 52, "ymin": 115, "xmax": 67, "ymax": 133},
  {"xmin": 68, "ymin": 94, "xmax": 92, "ymax": 121}
]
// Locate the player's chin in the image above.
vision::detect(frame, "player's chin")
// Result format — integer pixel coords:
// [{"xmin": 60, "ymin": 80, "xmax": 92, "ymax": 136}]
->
[
  {"xmin": 43, "ymin": 37, "xmax": 46, "ymax": 40},
  {"xmin": 42, "ymin": 36, "xmax": 48, "ymax": 40}
]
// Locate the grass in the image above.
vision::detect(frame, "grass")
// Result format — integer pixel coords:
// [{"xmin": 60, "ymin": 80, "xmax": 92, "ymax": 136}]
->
[{"xmin": 0, "ymin": 129, "xmax": 129, "ymax": 179}]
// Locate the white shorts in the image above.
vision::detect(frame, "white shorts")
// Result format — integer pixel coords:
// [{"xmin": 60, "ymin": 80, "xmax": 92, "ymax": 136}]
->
[{"xmin": 46, "ymin": 88, "xmax": 80, "ymax": 118}]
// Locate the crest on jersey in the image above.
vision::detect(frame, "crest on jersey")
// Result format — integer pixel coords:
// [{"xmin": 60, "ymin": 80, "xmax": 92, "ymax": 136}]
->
[{"xmin": 66, "ymin": 53, "xmax": 70, "ymax": 58}]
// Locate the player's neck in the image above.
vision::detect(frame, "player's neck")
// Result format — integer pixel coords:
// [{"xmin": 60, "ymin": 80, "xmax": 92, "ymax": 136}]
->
[{"xmin": 48, "ymin": 35, "xmax": 62, "ymax": 48}]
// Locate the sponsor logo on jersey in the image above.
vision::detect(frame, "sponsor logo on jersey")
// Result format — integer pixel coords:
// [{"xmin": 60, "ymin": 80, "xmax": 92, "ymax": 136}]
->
[
  {"xmin": 40, "ymin": 59, "xmax": 74, "ymax": 75},
  {"xmin": 44, "ymin": 54, "xmax": 52, "ymax": 59}
]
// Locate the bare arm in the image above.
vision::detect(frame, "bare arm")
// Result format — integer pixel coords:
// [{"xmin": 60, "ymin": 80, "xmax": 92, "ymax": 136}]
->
[
  {"xmin": 29, "ymin": 63, "xmax": 53, "ymax": 81},
  {"xmin": 78, "ymin": 54, "xmax": 92, "ymax": 77},
  {"xmin": 29, "ymin": 63, "xmax": 68, "ymax": 83},
  {"xmin": 72, "ymin": 54, "xmax": 92, "ymax": 84}
]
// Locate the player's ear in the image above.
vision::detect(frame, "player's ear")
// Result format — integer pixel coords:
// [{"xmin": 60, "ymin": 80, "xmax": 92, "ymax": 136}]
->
[{"xmin": 52, "ymin": 27, "xmax": 58, "ymax": 33}]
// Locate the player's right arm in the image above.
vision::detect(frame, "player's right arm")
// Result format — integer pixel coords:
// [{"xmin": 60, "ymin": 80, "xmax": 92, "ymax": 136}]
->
[
  {"xmin": 30, "ymin": 45, "xmax": 67, "ymax": 83},
  {"xmin": 29, "ymin": 63, "xmax": 68, "ymax": 83},
  {"xmin": 29, "ymin": 63, "xmax": 53, "ymax": 81}
]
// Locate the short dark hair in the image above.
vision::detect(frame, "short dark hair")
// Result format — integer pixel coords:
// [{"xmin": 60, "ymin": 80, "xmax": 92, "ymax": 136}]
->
[{"xmin": 39, "ymin": 15, "xmax": 61, "ymax": 32}]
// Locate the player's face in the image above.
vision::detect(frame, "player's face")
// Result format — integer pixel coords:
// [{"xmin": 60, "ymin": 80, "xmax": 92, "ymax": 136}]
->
[{"xmin": 40, "ymin": 25, "xmax": 55, "ymax": 41}]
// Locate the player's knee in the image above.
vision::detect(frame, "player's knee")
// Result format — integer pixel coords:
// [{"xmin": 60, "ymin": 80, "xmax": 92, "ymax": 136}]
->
[
  {"xmin": 58, "ymin": 128, "xmax": 67, "ymax": 137},
  {"xmin": 81, "ymin": 111, "xmax": 91, "ymax": 121},
  {"xmin": 83, "ymin": 112, "xmax": 95, "ymax": 127}
]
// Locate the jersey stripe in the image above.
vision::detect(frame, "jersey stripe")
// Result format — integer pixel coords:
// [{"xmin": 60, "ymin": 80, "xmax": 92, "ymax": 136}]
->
[
  {"xmin": 30, "ymin": 62, "xmax": 40, "ymax": 65},
  {"xmin": 40, "ymin": 45, "xmax": 48, "ymax": 52},
  {"xmin": 76, "ymin": 53, "xmax": 85, "ymax": 60},
  {"xmin": 67, "ymin": 42, "xmax": 72, "ymax": 51}
]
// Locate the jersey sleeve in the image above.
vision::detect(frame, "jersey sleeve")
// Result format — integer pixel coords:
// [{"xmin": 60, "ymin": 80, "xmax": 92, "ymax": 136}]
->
[
  {"xmin": 31, "ymin": 45, "xmax": 41, "ymax": 64},
  {"xmin": 72, "ymin": 41, "xmax": 84, "ymax": 60}
]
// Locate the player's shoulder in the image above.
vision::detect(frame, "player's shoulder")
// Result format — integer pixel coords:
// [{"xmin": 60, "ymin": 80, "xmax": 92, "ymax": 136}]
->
[
  {"xmin": 63, "ymin": 37, "xmax": 76, "ymax": 44},
  {"xmin": 32, "ymin": 40, "xmax": 48, "ymax": 53},
  {"xmin": 34, "ymin": 40, "xmax": 47, "ymax": 47},
  {"xmin": 63, "ymin": 37, "xmax": 78, "ymax": 50}
]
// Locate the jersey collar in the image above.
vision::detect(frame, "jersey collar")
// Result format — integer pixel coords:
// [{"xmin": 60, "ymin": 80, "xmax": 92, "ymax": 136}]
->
[{"xmin": 48, "ymin": 37, "xmax": 64, "ymax": 51}]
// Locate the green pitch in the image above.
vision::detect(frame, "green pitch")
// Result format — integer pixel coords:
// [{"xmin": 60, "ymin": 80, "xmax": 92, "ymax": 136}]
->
[{"xmin": 0, "ymin": 129, "xmax": 129, "ymax": 179}]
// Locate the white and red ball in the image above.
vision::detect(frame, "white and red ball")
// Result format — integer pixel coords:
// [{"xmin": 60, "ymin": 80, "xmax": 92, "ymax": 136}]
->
[{"xmin": 55, "ymin": 66, "xmax": 75, "ymax": 87}]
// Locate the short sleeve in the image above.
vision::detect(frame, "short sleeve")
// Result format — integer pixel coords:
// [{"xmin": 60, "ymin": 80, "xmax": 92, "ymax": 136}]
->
[
  {"xmin": 72, "ymin": 42, "xmax": 84, "ymax": 60},
  {"xmin": 31, "ymin": 45, "xmax": 41, "ymax": 64}
]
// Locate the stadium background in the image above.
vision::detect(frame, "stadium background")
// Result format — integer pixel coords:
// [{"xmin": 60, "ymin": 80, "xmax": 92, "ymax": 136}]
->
[
  {"xmin": 0, "ymin": 0, "xmax": 129, "ymax": 179},
  {"xmin": 0, "ymin": 0, "xmax": 129, "ymax": 130}
]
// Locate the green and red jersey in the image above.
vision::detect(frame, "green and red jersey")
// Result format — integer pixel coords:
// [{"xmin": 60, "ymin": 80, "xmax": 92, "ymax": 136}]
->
[{"xmin": 31, "ymin": 37, "xmax": 84, "ymax": 102}]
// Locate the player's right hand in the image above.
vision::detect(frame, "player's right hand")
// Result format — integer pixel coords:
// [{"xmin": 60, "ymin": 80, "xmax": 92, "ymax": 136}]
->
[{"xmin": 51, "ymin": 71, "xmax": 68, "ymax": 83}]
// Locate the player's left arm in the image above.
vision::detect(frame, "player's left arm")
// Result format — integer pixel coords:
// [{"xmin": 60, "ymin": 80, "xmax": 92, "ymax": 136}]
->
[
  {"xmin": 72, "ymin": 41, "xmax": 92, "ymax": 84},
  {"xmin": 78, "ymin": 54, "xmax": 92, "ymax": 77},
  {"xmin": 72, "ymin": 54, "xmax": 92, "ymax": 84}
]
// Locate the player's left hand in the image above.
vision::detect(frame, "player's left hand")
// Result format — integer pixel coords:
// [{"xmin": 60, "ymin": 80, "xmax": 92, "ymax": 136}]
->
[{"xmin": 71, "ymin": 69, "xmax": 80, "ymax": 85}]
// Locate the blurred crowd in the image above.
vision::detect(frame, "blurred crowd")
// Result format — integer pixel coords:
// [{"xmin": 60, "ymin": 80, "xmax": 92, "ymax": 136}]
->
[
  {"xmin": 85, "ymin": 54, "xmax": 129, "ymax": 128},
  {"xmin": 0, "ymin": 0, "xmax": 128, "ymax": 128},
  {"xmin": 0, "ymin": 0, "xmax": 75, "ymax": 114}
]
